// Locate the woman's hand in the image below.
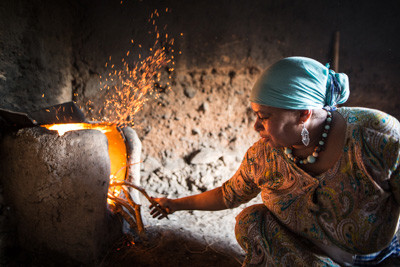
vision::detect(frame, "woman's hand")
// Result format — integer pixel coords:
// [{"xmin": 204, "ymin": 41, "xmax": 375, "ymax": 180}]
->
[
  {"xmin": 149, "ymin": 187, "xmax": 227, "ymax": 220},
  {"xmin": 149, "ymin": 197, "xmax": 175, "ymax": 220}
]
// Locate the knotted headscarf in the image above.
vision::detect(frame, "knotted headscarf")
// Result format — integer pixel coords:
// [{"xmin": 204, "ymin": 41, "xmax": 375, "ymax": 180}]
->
[{"xmin": 250, "ymin": 57, "xmax": 350, "ymax": 110}]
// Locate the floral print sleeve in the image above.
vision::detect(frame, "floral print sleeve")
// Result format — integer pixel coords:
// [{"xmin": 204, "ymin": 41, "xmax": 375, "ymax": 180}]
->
[
  {"xmin": 344, "ymin": 107, "xmax": 400, "ymax": 205},
  {"xmin": 222, "ymin": 143, "xmax": 261, "ymax": 208},
  {"xmin": 365, "ymin": 128, "xmax": 400, "ymax": 205}
]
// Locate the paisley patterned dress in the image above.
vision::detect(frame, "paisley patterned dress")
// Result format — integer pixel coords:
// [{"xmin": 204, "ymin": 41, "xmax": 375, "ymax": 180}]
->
[{"xmin": 222, "ymin": 107, "xmax": 400, "ymax": 266}]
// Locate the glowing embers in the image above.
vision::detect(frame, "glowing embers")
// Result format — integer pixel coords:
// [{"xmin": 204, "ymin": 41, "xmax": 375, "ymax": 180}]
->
[{"xmin": 42, "ymin": 123, "xmax": 127, "ymax": 204}]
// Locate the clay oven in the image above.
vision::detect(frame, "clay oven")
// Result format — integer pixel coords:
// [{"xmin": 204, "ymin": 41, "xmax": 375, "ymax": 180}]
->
[{"xmin": 0, "ymin": 103, "xmax": 142, "ymax": 263}]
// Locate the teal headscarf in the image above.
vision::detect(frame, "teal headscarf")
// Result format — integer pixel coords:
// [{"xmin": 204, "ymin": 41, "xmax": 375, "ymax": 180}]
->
[{"xmin": 250, "ymin": 57, "xmax": 350, "ymax": 110}]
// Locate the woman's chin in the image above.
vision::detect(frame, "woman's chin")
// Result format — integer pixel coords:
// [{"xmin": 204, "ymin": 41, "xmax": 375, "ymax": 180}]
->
[{"xmin": 262, "ymin": 138, "xmax": 283, "ymax": 148}]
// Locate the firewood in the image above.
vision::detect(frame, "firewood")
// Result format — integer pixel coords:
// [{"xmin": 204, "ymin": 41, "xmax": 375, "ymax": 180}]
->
[
  {"xmin": 113, "ymin": 202, "xmax": 137, "ymax": 232},
  {"xmin": 110, "ymin": 181, "xmax": 169, "ymax": 219},
  {"xmin": 108, "ymin": 193, "xmax": 138, "ymax": 232},
  {"xmin": 121, "ymin": 187, "xmax": 145, "ymax": 235}
]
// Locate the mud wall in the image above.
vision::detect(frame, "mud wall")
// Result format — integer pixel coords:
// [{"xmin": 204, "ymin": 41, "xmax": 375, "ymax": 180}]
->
[{"xmin": 0, "ymin": 0, "xmax": 76, "ymax": 112}]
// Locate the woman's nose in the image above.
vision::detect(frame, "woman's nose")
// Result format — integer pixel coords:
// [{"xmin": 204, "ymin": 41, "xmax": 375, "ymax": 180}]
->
[{"xmin": 254, "ymin": 118, "xmax": 264, "ymax": 132}]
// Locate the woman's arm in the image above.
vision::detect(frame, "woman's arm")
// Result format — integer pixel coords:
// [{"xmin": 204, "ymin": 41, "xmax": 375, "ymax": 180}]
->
[{"xmin": 149, "ymin": 186, "xmax": 228, "ymax": 219}]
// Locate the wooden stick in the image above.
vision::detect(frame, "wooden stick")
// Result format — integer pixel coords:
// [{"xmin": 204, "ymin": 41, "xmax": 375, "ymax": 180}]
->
[
  {"xmin": 332, "ymin": 31, "xmax": 340, "ymax": 72},
  {"xmin": 110, "ymin": 181, "xmax": 169, "ymax": 219},
  {"xmin": 113, "ymin": 203, "xmax": 137, "ymax": 232},
  {"xmin": 108, "ymin": 193, "xmax": 138, "ymax": 231},
  {"xmin": 121, "ymin": 187, "xmax": 145, "ymax": 235},
  {"xmin": 134, "ymin": 205, "xmax": 145, "ymax": 236}
]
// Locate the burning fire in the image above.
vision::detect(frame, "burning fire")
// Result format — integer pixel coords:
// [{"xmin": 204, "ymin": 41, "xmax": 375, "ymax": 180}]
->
[
  {"xmin": 44, "ymin": 123, "xmax": 111, "ymax": 136},
  {"xmin": 42, "ymin": 123, "xmax": 127, "ymax": 205}
]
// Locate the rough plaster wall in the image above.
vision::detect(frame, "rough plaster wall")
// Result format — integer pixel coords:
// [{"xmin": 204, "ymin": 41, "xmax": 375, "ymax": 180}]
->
[
  {"xmin": 67, "ymin": 0, "xmax": 400, "ymax": 162},
  {"xmin": 1, "ymin": 0, "xmax": 399, "ymax": 148},
  {"xmin": 0, "ymin": 0, "xmax": 75, "ymax": 112}
]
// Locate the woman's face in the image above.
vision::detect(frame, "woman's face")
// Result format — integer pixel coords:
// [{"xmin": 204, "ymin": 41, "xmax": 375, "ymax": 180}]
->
[{"xmin": 251, "ymin": 102, "xmax": 301, "ymax": 148}]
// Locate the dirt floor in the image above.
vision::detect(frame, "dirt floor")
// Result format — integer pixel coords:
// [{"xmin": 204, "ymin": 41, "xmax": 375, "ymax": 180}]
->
[
  {"xmin": 4, "ymin": 226, "xmax": 244, "ymax": 267},
  {"xmin": 95, "ymin": 195, "xmax": 263, "ymax": 267},
  {"xmin": 99, "ymin": 226, "xmax": 243, "ymax": 267}
]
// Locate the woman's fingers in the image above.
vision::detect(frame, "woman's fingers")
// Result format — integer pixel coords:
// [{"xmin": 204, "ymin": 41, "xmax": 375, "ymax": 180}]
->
[
  {"xmin": 148, "ymin": 197, "xmax": 172, "ymax": 220},
  {"xmin": 150, "ymin": 208, "xmax": 167, "ymax": 219},
  {"xmin": 149, "ymin": 203, "xmax": 168, "ymax": 219},
  {"xmin": 149, "ymin": 206, "xmax": 158, "ymax": 215}
]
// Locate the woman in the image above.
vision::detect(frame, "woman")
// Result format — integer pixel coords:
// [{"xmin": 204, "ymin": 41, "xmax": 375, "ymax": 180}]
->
[{"xmin": 150, "ymin": 57, "xmax": 400, "ymax": 266}]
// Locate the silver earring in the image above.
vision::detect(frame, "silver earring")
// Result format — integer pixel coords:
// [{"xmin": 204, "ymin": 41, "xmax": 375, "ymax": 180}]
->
[{"xmin": 301, "ymin": 123, "xmax": 310, "ymax": 146}]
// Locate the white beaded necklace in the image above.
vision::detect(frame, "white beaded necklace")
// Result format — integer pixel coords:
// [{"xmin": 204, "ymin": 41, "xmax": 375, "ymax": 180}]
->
[{"xmin": 284, "ymin": 111, "xmax": 332, "ymax": 164}]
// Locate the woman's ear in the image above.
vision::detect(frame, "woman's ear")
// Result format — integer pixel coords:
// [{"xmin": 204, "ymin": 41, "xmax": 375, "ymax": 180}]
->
[{"xmin": 298, "ymin": 109, "xmax": 312, "ymax": 124}]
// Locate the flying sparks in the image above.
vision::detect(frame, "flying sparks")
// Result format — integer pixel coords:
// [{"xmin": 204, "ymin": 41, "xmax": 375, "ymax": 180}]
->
[{"xmin": 91, "ymin": 9, "xmax": 176, "ymax": 127}]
